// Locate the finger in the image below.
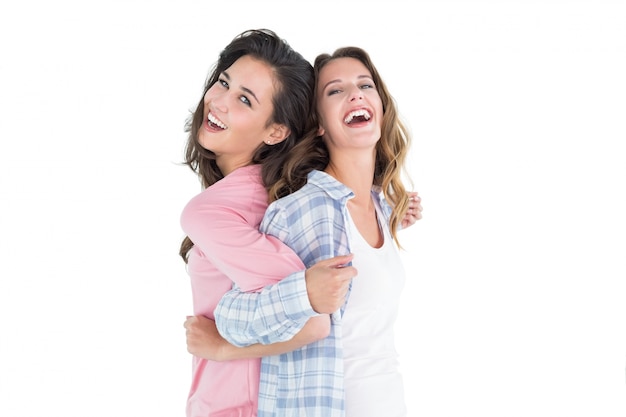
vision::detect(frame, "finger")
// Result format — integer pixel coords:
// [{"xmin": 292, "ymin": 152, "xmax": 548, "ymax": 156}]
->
[
  {"xmin": 337, "ymin": 265, "xmax": 358, "ymax": 281},
  {"xmin": 408, "ymin": 199, "xmax": 421, "ymax": 210},
  {"xmin": 408, "ymin": 195, "xmax": 421, "ymax": 209},
  {"xmin": 184, "ymin": 316, "xmax": 197, "ymax": 328}
]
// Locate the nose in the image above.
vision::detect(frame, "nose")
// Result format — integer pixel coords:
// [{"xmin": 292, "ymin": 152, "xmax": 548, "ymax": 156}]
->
[
  {"xmin": 211, "ymin": 92, "xmax": 228, "ymax": 112},
  {"xmin": 349, "ymin": 86, "xmax": 363, "ymax": 102},
  {"xmin": 205, "ymin": 84, "xmax": 229, "ymax": 112}
]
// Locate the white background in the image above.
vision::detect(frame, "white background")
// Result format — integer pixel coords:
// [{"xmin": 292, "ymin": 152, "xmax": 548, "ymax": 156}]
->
[{"xmin": 1, "ymin": 1, "xmax": 625, "ymax": 416}]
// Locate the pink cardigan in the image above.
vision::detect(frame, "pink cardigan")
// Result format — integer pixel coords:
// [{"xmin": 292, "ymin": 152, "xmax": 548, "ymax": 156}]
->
[{"xmin": 180, "ymin": 164, "xmax": 304, "ymax": 417}]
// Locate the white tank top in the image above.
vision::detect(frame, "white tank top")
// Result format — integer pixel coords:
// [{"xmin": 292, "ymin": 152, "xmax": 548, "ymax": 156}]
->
[{"xmin": 342, "ymin": 200, "xmax": 407, "ymax": 417}]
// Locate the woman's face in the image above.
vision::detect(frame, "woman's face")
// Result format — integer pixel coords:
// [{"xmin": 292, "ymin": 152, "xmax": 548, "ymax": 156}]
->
[
  {"xmin": 199, "ymin": 55, "xmax": 280, "ymax": 174},
  {"xmin": 316, "ymin": 57, "xmax": 383, "ymax": 152}
]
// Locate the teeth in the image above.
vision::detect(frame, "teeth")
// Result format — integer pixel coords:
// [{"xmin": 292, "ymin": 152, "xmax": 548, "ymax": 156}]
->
[
  {"xmin": 208, "ymin": 112, "xmax": 226, "ymax": 129},
  {"xmin": 344, "ymin": 109, "xmax": 371, "ymax": 124}
]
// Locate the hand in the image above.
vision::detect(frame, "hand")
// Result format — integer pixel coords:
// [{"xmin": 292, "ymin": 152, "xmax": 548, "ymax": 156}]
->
[
  {"xmin": 304, "ymin": 254, "xmax": 357, "ymax": 314},
  {"xmin": 184, "ymin": 315, "xmax": 228, "ymax": 361},
  {"xmin": 401, "ymin": 191, "xmax": 422, "ymax": 229}
]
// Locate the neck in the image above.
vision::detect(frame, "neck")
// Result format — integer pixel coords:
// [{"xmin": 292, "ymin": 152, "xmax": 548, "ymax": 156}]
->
[{"xmin": 325, "ymin": 163, "xmax": 374, "ymax": 206}]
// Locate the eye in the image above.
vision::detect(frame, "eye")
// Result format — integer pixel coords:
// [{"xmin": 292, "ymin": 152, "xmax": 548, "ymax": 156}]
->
[
  {"xmin": 218, "ymin": 78, "xmax": 229, "ymax": 88},
  {"xmin": 360, "ymin": 83, "xmax": 375, "ymax": 90},
  {"xmin": 327, "ymin": 89, "xmax": 342, "ymax": 96},
  {"xmin": 239, "ymin": 95, "xmax": 251, "ymax": 106}
]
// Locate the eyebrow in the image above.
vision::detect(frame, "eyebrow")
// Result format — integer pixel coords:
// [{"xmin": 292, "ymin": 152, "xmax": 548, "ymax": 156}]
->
[
  {"xmin": 222, "ymin": 70, "xmax": 261, "ymax": 105},
  {"xmin": 321, "ymin": 74, "xmax": 373, "ymax": 92}
]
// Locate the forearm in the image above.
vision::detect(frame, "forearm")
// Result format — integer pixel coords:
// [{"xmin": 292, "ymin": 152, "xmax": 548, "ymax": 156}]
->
[{"xmin": 216, "ymin": 314, "xmax": 330, "ymax": 361}]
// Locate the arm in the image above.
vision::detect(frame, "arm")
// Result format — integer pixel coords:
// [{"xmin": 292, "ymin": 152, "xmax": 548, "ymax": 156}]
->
[
  {"xmin": 181, "ymin": 188, "xmax": 305, "ymax": 292},
  {"xmin": 181, "ymin": 176, "xmax": 333, "ymax": 347},
  {"xmin": 214, "ymin": 271, "xmax": 315, "ymax": 346},
  {"xmin": 214, "ymin": 192, "xmax": 357, "ymax": 346},
  {"xmin": 215, "ymin": 255, "xmax": 355, "ymax": 346},
  {"xmin": 213, "ymin": 182, "xmax": 356, "ymax": 347},
  {"xmin": 185, "ymin": 314, "xmax": 330, "ymax": 361}
]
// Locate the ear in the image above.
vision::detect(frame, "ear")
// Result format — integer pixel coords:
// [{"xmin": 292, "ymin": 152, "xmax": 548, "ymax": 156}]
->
[
  {"xmin": 317, "ymin": 125, "xmax": 325, "ymax": 136},
  {"xmin": 265, "ymin": 124, "xmax": 291, "ymax": 145}
]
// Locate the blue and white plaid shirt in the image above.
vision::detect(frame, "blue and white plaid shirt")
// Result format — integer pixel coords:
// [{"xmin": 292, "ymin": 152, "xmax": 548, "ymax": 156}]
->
[{"xmin": 214, "ymin": 170, "xmax": 393, "ymax": 417}]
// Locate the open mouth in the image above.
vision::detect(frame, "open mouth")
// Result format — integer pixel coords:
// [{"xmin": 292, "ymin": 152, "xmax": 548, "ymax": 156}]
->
[
  {"xmin": 207, "ymin": 111, "xmax": 227, "ymax": 130},
  {"xmin": 344, "ymin": 109, "xmax": 372, "ymax": 125}
]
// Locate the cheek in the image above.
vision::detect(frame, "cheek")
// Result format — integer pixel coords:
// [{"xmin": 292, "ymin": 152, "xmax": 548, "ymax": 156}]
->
[
  {"xmin": 317, "ymin": 106, "xmax": 335, "ymax": 127},
  {"xmin": 204, "ymin": 83, "xmax": 222, "ymax": 102},
  {"xmin": 203, "ymin": 89, "xmax": 212, "ymax": 105}
]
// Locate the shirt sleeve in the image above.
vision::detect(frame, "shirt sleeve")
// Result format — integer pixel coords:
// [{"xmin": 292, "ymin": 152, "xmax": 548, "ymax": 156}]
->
[
  {"xmin": 214, "ymin": 271, "xmax": 318, "ymax": 346},
  {"xmin": 180, "ymin": 186, "xmax": 305, "ymax": 292}
]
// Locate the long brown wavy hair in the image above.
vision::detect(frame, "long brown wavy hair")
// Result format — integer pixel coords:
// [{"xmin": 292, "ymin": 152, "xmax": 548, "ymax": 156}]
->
[
  {"xmin": 268, "ymin": 46, "xmax": 413, "ymax": 248},
  {"xmin": 179, "ymin": 29, "xmax": 315, "ymax": 262}
]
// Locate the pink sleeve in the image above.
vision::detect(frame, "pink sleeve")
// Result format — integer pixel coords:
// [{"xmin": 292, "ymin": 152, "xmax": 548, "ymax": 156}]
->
[{"xmin": 180, "ymin": 189, "xmax": 304, "ymax": 292}]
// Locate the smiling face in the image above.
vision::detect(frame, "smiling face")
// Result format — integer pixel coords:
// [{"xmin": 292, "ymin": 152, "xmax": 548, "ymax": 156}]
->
[
  {"xmin": 316, "ymin": 57, "xmax": 384, "ymax": 153},
  {"xmin": 199, "ymin": 54, "xmax": 287, "ymax": 175}
]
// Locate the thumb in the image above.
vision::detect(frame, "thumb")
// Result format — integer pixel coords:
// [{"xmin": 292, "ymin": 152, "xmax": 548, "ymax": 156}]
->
[{"xmin": 323, "ymin": 253, "xmax": 354, "ymax": 268}]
